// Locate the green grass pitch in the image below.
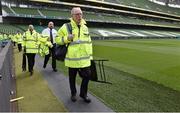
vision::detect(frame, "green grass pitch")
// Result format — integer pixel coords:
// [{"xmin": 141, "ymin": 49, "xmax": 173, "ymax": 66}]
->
[{"xmin": 57, "ymin": 39, "xmax": 180, "ymax": 112}]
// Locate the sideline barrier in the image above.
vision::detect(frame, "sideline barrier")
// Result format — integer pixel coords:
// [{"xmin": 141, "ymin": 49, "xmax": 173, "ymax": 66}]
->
[{"xmin": 0, "ymin": 41, "xmax": 13, "ymax": 112}]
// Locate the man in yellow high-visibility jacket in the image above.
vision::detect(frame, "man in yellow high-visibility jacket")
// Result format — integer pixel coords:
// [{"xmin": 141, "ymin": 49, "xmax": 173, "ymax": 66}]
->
[
  {"xmin": 10, "ymin": 33, "xmax": 16, "ymax": 46},
  {"xmin": 22, "ymin": 25, "xmax": 41, "ymax": 75},
  {"xmin": 14, "ymin": 31, "xmax": 23, "ymax": 52},
  {"xmin": 3, "ymin": 34, "xmax": 8, "ymax": 40},
  {"xmin": 56, "ymin": 7, "xmax": 93, "ymax": 103}
]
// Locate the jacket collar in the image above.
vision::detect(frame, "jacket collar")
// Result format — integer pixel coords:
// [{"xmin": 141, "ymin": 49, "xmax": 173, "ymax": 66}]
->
[
  {"xmin": 28, "ymin": 30, "xmax": 36, "ymax": 34},
  {"xmin": 70, "ymin": 18, "xmax": 86, "ymax": 28}
]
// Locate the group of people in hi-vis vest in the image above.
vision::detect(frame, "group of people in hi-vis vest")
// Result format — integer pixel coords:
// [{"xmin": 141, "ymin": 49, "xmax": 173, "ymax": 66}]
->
[
  {"xmin": 14, "ymin": 7, "xmax": 93, "ymax": 103},
  {"xmin": 0, "ymin": 33, "xmax": 13, "ymax": 47}
]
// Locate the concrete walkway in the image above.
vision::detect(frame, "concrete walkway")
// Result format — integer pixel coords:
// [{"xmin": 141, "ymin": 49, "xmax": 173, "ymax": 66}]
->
[{"xmin": 35, "ymin": 56, "xmax": 113, "ymax": 112}]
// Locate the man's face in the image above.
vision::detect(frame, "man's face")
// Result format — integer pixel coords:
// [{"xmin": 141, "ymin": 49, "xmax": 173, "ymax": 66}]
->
[
  {"xmin": 72, "ymin": 9, "xmax": 83, "ymax": 24},
  {"xmin": 29, "ymin": 25, "xmax": 34, "ymax": 32},
  {"xmin": 29, "ymin": 28, "xmax": 33, "ymax": 32},
  {"xmin": 48, "ymin": 22, "xmax": 54, "ymax": 29}
]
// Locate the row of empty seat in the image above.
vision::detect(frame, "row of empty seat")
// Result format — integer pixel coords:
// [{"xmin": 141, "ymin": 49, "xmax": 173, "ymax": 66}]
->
[
  {"xmin": 2, "ymin": 6, "xmax": 180, "ymax": 28},
  {"xmin": 0, "ymin": 24, "xmax": 23, "ymax": 34},
  {"xmin": 96, "ymin": 0, "xmax": 180, "ymax": 16},
  {"xmin": 0, "ymin": 24, "xmax": 180, "ymax": 39}
]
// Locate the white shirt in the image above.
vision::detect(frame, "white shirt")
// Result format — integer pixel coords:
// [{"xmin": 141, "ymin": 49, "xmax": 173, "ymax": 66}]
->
[{"xmin": 42, "ymin": 28, "xmax": 57, "ymax": 44}]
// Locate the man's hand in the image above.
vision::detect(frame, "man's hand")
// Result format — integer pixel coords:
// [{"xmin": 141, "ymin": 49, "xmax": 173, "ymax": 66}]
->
[{"xmin": 68, "ymin": 34, "xmax": 74, "ymax": 41}]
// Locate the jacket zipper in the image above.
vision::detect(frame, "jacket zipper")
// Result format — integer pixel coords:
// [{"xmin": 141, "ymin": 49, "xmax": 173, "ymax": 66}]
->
[{"xmin": 78, "ymin": 25, "xmax": 80, "ymax": 39}]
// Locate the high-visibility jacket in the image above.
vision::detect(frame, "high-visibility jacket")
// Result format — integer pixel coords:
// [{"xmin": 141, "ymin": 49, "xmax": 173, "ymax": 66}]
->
[
  {"xmin": 56, "ymin": 18, "xmax": 93, "ymax": 68},
  {"xmin": 3, "ymin": 34, "xmax": 8, "ymax": 40},
  {"xmin": 9, "ymin": 34, "xmax": 14, "ymax": 41},
  {"xmin": 11, "ymin": 34, "xmax": 16, "ymax": 42},
  {"xmin": 9, "ymin": 34, "xmax": 13, "ymax": 41},
  {"xmin": 14, "ymin": 33, "xmax": 22, "ymax": 44},
  {"xmin": 22, "ymin": 30, "xmax": 41, "ymax": 53},
  {"xmin": 39, "ymin": 35, "xmax": 53, "ymax": 57},
  {"xmin": 0, "ymin": 34, "xmax": 3, "ymax": 41}
]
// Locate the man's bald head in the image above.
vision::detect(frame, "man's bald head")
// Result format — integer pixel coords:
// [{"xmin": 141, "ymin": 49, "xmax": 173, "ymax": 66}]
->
[
  {"xmin": 71, "ymin": 7, "xmax": 82, "ymax": 15},
  {"xmin": 48, "ymin": 21, "xmax": 54, "ymax": 29},
  {"xmin": 71, "ymin": 7, "xmax": 83, "ymax": 25},
  {"xmin": 29, "ymin": 24, "xmax": 34, "ymax": 32}
]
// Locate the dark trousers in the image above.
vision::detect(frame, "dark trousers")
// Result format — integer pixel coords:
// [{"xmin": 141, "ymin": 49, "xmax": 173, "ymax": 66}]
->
[
  {"xmin": 43, "ymin": 45, "xmax": 56, "ymax": 69},
  {"xmin": 13, "ymin": 42, "xmax": 16, "ymax": 46},
  {"xmin": 22, "ymin": 53, "xmax": 26, "ymax": 71},
  {"xmin": 68, "ymin": 67, "xmax": 91, "ymax": 97},
  {"xmin": 26, "ymin": 53, "xmax": 36, "ymax": 72},
  {"xmin": 17, "ymin": 44, "xmax": 22, "ymax": 52}
]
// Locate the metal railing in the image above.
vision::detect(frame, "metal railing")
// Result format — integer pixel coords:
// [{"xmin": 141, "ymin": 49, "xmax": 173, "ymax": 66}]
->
[{"xmin": 0, "ymin": 41, "xmax": 13, "ymax": 112}]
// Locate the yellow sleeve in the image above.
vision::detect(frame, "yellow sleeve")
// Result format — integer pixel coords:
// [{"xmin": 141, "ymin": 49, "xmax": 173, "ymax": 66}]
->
[
  {"xmin": 22, "ymin": 32, "xmax": 26, "ymax": 47},
  {"xmin": 55, "ymin": 24, "xmax": 71, "ymax": 45}
]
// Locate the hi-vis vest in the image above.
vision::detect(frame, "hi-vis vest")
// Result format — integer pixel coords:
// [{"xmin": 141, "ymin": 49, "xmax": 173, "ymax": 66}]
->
[
  {"xmin": 39, "ymin": 35, "xmax": 53, "ymax": 57},
  {"xmin": 3, "ymin": 34, "xmax": 8, "ymax": 40},
  {"xmin": 11, "ymin": 34, "xmax": 17, "ymax": 42},
  {"xmin": 14, "ymin": 33, "xmax": 22, "ymax": 44},
  {"xmin": 0, "ymin": 34, "xmax": 3, "ymax": 41},
  {"xmin": 22, "ymin": 30, "xmax": 41, "ymax": 53},
  {"xmin": 9, "ymin": 34, "xmax": 14, "ymax": 41},
  {"xmin": 56, "ymin": 18, "xmax": 93, "ymax": 68}
]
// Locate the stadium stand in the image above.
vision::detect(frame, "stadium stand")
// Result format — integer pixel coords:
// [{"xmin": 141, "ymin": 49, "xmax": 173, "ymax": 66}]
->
[
  {"xmin": 2, "ymin": 6, "xmax": 180, "ymax": 28},
  {"xmin": 89, "ymin": 28, "xmax": 180, "ymax": 39},
  {"xmin": 1, "ymin": 22, "xmax": 178, "ymax": 39},
  {"xmin": 12, "ymin": 7, "xmax": 40, "ymax": 16},
  {"xmin": 2, "ymin": 6, "xmax": 13, "ymax": 14},
  {"xmin": 151, "ymin": 0, "xmax": 180, "ymax": 8},
  {"xmin": 3, "ymin": 24, "xmax": 178, "ymax": 39},
  {"xmin": 91, "ymin": 0, "xmax": 180, "ymax": 16},
  {"xmin": 39, "ymin": 8, "xmax": 70, "ymax": 19},
  {"xmin": 0, "ymin": 24, "xmax": 23, "ymax": 34},
  {"xmin": 1, "ymin": 0, "xmax": 180, "ymax": 38}
]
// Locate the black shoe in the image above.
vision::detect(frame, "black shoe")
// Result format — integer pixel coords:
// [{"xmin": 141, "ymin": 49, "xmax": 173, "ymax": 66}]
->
[
  {"xmin": 30, "ymin": 71, "xmax": 33, "ymax": 76},
  {"xmin": 22, "ymin": 68, "xmax": 26, "ymax": 72},
  {"xmin": 80, "ymin": 95, "xmax": 91, "ymax": 103},
  {"xmin": 43, "ymin": 65, "xmax": 46, "ymax": 68},
  {"xmin": 71, "ymin": 95, "xmax": 77, "ymax": 102},
  {"xmin": 53, "ymin": 69, "xmax": 57, "ymax": 72}
]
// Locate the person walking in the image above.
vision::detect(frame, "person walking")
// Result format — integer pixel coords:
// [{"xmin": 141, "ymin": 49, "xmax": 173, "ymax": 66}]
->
[
  {"xmin": 42, "ymin": 22, "xmax": 57, "ymax": 72},
  {"xmin": 56, "ymin": 7, "xmax": 93, "ymax": 103},
  {"xmin": 22, "ymin": 25, "xmax": 41, "ymax": 75},
  {"xmin": 14, "ymin": 31, "xmax": 22, "ymax": 52}
]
